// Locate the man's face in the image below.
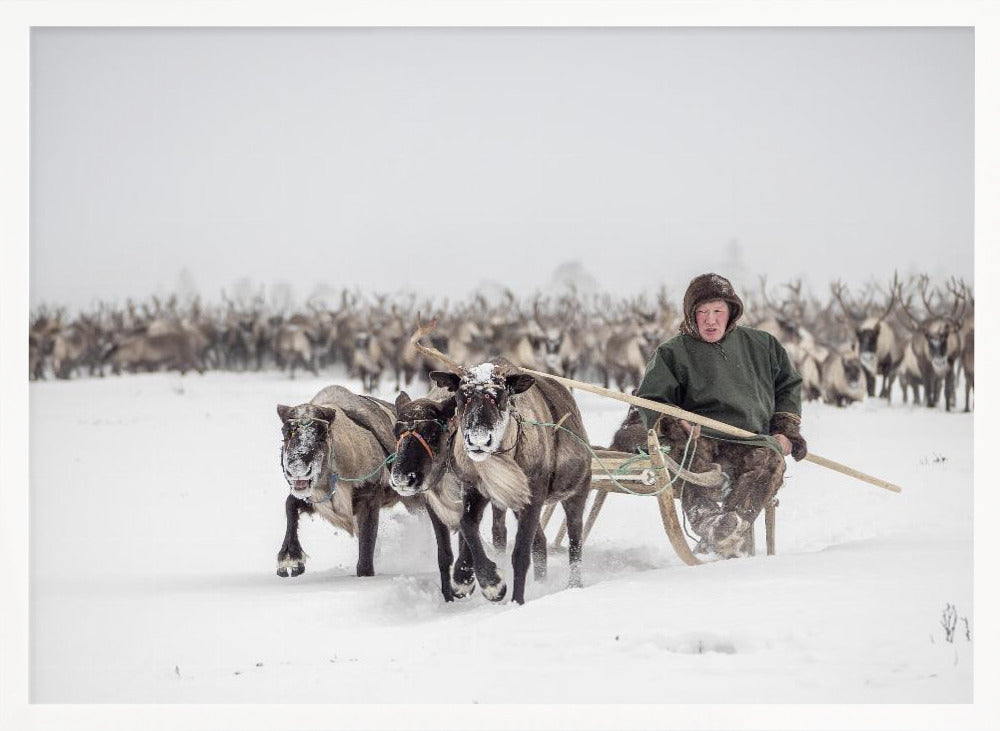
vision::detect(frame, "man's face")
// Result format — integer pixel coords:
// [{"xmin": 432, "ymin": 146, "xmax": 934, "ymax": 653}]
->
[{"xmin": 695, "ymin": 299, "xmax": 730, "ymax": 343}]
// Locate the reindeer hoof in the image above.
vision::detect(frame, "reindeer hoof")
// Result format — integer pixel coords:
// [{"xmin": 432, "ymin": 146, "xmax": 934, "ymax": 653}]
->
[
  {"xmin": 451, "ymin": 577, "xmax": 476, "ymax": 599},
  {"xmin": 479, "ymin": 572, "xmax": 507, "ymax": 602},
  {"xmin": 277, "ymin": 558, "xmax": 305, "ymax": 577}
]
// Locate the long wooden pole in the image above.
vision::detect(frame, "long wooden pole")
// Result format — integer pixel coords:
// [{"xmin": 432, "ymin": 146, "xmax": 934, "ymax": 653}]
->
[{"xmin": 519, "ymin": 367, "xmax": 902, "ymax": 494}]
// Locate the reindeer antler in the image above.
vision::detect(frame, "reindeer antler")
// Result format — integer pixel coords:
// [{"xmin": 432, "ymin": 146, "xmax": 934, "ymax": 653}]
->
[
  {"xmin": 410, "ymin": 315, "xmax": 467, "ymax": 375},
  {"xmin": 945, "ymin": 276, "xmax": 968, "ymax": 327},
  {"xmin": 760, "ymin": 276, "xmax": 785, "ymax": 319},
  {"xmin": 830, "ymin": 280, "xmax": 862, "ymax": 323},
  {"xmin": 898, "ymin": 278, "xmax": 926, "ymax": 332},
  {"xmin": 874, "ymin": 271, "xmax": 901, "ymax": 325}
]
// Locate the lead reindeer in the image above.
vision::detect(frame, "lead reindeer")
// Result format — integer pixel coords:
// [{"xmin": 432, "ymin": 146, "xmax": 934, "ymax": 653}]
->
[
  {"xmin": 275, "ymin": 385, "xmax": 422, "ymax": 579},
  {"xmin": 412, "ymin": 321, "xmax": 592, "ymax": 605}
]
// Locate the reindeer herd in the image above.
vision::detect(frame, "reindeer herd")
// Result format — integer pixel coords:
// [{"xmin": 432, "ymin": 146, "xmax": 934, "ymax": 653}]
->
[{"xmin": 30, "ymin": 274, "xmax": 973, "ymax": 411}]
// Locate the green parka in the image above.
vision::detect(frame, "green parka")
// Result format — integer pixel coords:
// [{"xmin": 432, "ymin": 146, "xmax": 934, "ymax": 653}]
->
[{"xmin": 636, "ymin": 326, "xmax": 803, "ymax": 455}]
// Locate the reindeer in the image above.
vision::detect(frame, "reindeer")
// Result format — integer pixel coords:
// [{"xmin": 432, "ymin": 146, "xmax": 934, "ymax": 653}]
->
[
  {"xmin": 50, "ymin": 315, "xmax": 104, "ymax": 379},
  {"xmin": 820, "ymin": 346, "xmax": 866, "ymax": 407},
  {"xmin": 350, "ymin": 321, "xmax": 384, "ymax": 393},
  {"xmin": 602, "ymin": 311, "xmax": 659, "ymax": 392},
  {"xmin": 29, "ymin": 310, "xmax": 61, "ymax": 380},
  {"xmin": 831, "ymin": 274, "xmax": 903, "ymax": 401},
  {"xmin": 951, "ymin": 279, "xmax": 974, "ymax": 412},
  {"xmin": 896, "ymin": 338, "xmax": 923, "ymax": 405},
  {"xmin": 961, "ymin": 327, "xmax": 974, "ymax": 412},
  {"xmin": 388, "ymin": 386, "xmax": 469, "ymax": 601},
  {"xmin": 274, "ymin": 315, "xmax": 318, "ymax": 378},
  {"xmin": 107, "ymin": 330, "xmax": 206, "ymax": 375},
  {"xmin": 754, "ymin": 278, "xmax": 829, "ymax": 399},
  {"xmin": 276, "ymin": 385, "xmax": 421, "ymax": 579},
  {"xmin": 898, "ymin": 276, "xmax": 966, "ymax": 411},
  {"xmin": 412, "ymin": 321, "xmax": 592, "ymax": 605},
  {"xmin": 525, "ymin": 299, "xmax": 580, "ymax": 378}
]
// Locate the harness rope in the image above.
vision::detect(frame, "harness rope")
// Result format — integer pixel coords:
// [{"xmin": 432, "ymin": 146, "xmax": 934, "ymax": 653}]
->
[
  {"xmin": 514, "ymin": 414, "xmax": 698, "ymax": 498},
  {"xmin": 518, "ymin": 417, "xmax": 722, "ymax": 542}
]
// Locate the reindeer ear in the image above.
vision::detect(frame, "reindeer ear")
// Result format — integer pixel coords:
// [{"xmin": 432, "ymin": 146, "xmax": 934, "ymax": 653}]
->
[
  {"xmin": 506, "ymin": 373, "xmax": 535, "ymax": 395},
  {"xmin": 395, "ymin": 391, "xmax": 411, "ymax": 410},
  {"xmin": 277, "ymin": 404, "xmax": 293, "ymax": 422},
  {"xmin": 439, "ymin": 396, "xmax": 457, "ymax": 420},
  {"xmin": 313, "ymin": 406, "xmax": 336, "ymax": 424},
  {"xmin": 430, "ymin": 371, "xmax": 462, "ymax": 392}
]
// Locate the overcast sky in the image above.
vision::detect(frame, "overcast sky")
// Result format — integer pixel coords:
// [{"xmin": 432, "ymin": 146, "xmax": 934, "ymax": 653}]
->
[{"xmin": 29, "ymin": 26, "xmax": 973, "ymax": 311}]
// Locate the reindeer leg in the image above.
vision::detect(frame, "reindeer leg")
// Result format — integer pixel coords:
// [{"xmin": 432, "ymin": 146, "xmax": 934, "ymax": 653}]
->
[
  {"xmin": 945, "ymin": 368, "xmax": 956, "ymax": 412},
  {"xmin": 427, "ymin": 508, "xmax": 455, "ymax": 602},
  {"xmin": 457, "ymin": 488, "xmax": 505, "ymax": 602},
  {"xmin": 451, "ymin": 533, "xmax": 476, "ymax": 599},
  {"xmin": 510, "ymin": 499, "xmax": 545, "ymax": 605},
  {"xmin": 530, "ymin": 511, "xmax": 547, "ymax": 581},
  {"xmin": 883, "ymin": 370, "xmax": 895, "ymax": 402},
  {"xmin": 277, "ymin": 494, "xmax": 309, "ymax": 577},
  {"xmin": 354, "ymin": 493, "xmax": 380, "ymax": 577},
  {"xmin": 562, "ymin": 485, "xmax": 589, "ymax": 589},
  {"xmin": 491, "ymin": 503, "xmax": 508, "ymax": 553}
]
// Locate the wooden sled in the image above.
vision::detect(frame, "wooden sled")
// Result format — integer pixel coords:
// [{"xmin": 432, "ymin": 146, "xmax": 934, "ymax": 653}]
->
[{"xmin": 541, "ymin": 429, "xmax": 778, "ymax": 566}]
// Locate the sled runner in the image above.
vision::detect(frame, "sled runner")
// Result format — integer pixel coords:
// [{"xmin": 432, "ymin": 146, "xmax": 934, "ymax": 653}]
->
[{"xmin": 540, "ymin": 429, "xmax": 778, "ymax": 566}]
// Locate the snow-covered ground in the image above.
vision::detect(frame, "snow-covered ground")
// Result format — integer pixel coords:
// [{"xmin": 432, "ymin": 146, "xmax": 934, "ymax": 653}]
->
[{"xmin": 27, "ymin": 369, "xmax": 974, "ymax": 712}]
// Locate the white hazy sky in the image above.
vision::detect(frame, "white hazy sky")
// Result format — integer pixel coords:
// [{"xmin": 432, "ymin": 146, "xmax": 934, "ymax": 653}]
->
[{"xmin": 29, "ymin": 26, "xmax": 973, "ymax": 310}]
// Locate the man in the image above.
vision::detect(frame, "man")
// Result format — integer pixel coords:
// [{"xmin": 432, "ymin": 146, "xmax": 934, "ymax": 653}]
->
[{"xmin": 636, "ymin": 273, "xmax": 808, "ymax": 557}]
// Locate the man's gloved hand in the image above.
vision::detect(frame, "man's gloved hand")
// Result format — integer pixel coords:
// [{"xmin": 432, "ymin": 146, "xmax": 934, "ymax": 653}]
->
[
  {"xmin": 769, "ymin": 412, "xmax": 807, "ymax": 461},
  {"xmin": 656, "ymin": 415, "xmax": 696, "ymax": 443}
]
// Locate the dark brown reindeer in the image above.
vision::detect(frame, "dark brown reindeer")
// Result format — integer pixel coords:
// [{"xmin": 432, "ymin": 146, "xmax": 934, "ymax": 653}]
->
[
  {"xmin": 898, "ymin": 276, "xmax": 966, "ymax": 411},
  {"xmin": 276, "ymin": 385, "xmax": 422, "ymax": 579},
  {"xmin": 390, "ymin": 380, "xmax": 517, "ymax": 571},
  {"xmin": 831, "ymin": 274, "xmax": 903, "ymax": 401},
  {"xmin": 388, "ymin": 385, "xmax": 467, "ymax": 601},
  {"xmin": 411, "ymin": 321, "xmax": 592, "ymax": 605}
]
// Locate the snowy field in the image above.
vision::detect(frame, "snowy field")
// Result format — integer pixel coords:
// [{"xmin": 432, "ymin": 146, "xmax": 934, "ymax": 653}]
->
[{"xmin": 26, "ymin": 368, "xmax": 975, "ymax": 716}]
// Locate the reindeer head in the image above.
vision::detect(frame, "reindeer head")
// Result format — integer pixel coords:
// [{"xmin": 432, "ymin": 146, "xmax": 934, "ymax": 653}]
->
[
  {"xmin": 388, "ymin": 391, "xmax": 456, "ymax": 496},
  {"xmin": 855, "ymin": 324, "xmax": 881, "ymax": 370},
  {"xmin": 411, "ymin": 318, "xmax": 532, "ymax": 462},
  {"xmin": 430, "ymin": 363, "xmax": 534, "ymax": 462},
  {"xmin": 899, "ymin": 275, "xmax": 965, "ymax": 374},
  {"xmin": 277, "ymin": 403, "xmax": 338, "ymax": 503},
  {"xmin": 529, "ymin": 301, "xmax": 567, "ymax": 370}
]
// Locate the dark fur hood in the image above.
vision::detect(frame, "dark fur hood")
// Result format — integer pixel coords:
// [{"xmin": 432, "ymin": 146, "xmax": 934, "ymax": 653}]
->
[{"xmin": 679, "ymin": 273, "xmax": 745, "ymax": 340}]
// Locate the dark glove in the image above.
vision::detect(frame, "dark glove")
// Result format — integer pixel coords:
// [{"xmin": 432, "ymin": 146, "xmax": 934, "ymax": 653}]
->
[
  {"xmin": 655, "ymin": 414, "xmax": 693, "ymax": 445},
  {"xmin": 769, "ymin": 412, "xmax": 807, "ymax": 461}
]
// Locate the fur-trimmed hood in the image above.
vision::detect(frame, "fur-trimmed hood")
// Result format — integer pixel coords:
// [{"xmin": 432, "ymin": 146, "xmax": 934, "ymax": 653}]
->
[{"xmin": 679, "ymin": 273, "xmax": 745, "ymax": 340}]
